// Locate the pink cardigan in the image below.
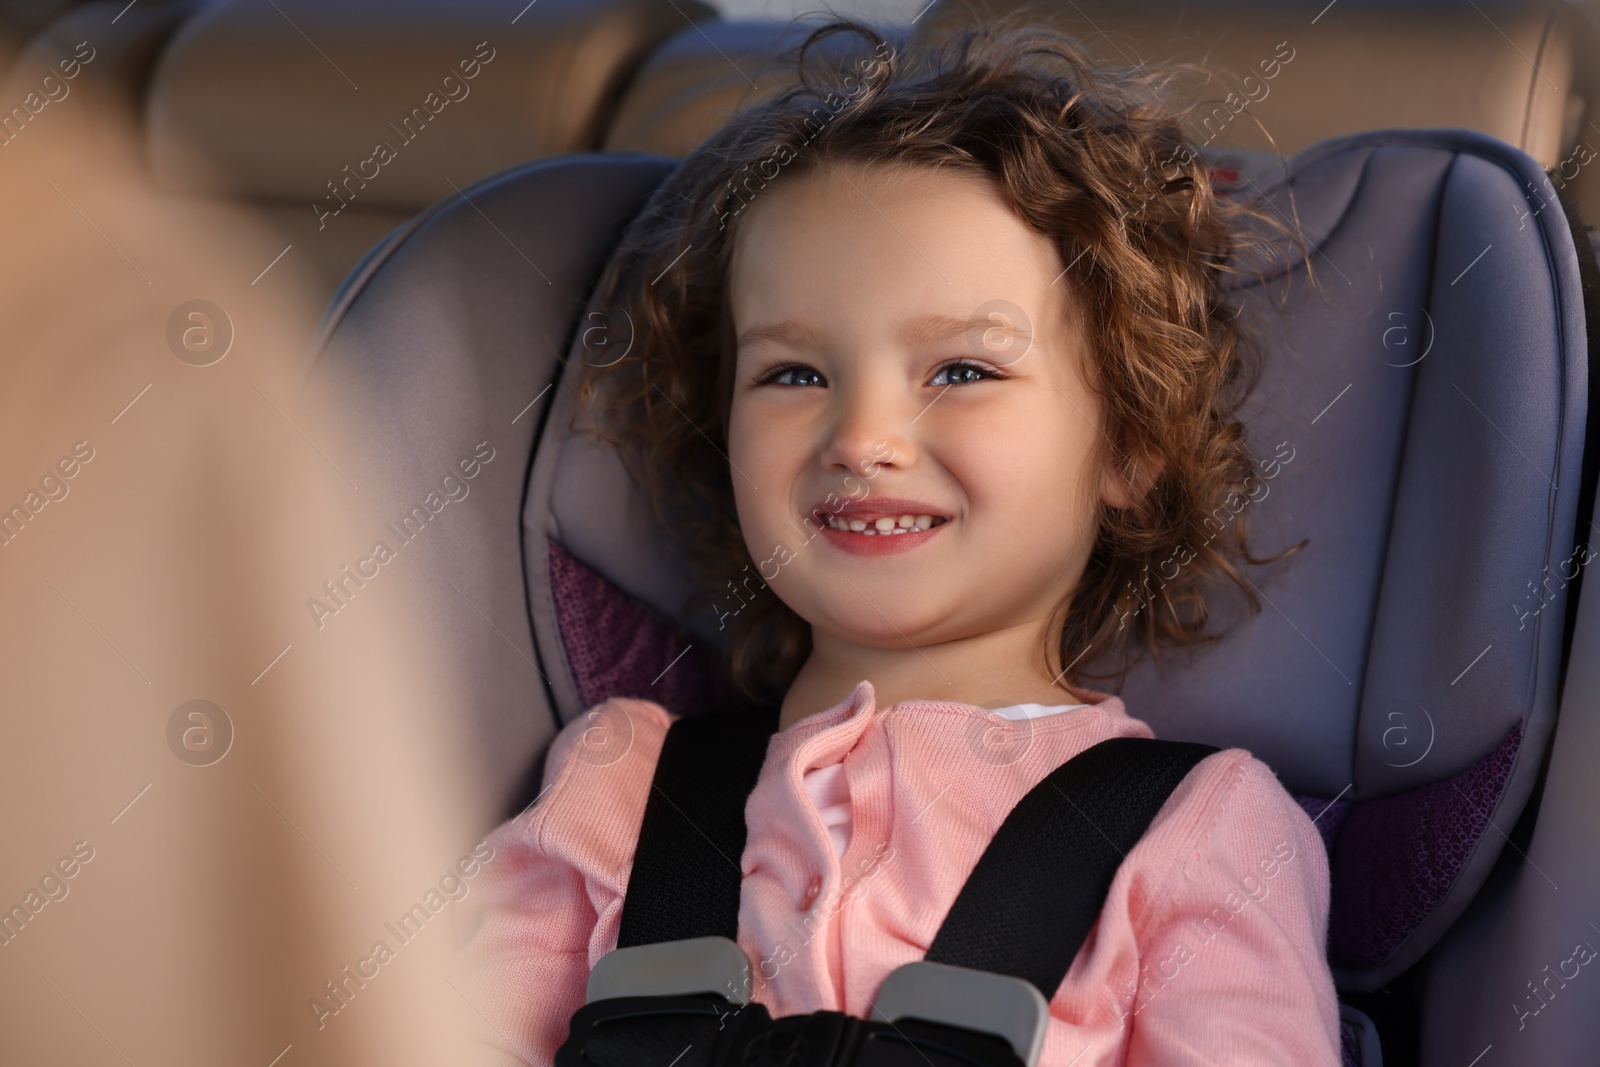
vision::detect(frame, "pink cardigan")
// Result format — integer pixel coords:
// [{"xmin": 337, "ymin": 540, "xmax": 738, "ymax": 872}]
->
[{"xmin": 460, "ymin": 680, "xmax": 1342, "ymax": 1066}]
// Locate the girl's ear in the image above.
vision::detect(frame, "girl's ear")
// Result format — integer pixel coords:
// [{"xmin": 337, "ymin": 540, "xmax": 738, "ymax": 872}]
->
[{"xmin": 1099, "ymin": 441, "xmax": 1163, "ymax": 510}]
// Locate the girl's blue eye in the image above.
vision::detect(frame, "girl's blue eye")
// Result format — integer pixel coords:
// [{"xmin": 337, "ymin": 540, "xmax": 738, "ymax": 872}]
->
[
  {"xmin": 759, "ymin": 363, "xmax": 825, "ymax": 387},
  {"xmin": 930, "ymin": 360, "xmax": 1002, "ymax": 386}
]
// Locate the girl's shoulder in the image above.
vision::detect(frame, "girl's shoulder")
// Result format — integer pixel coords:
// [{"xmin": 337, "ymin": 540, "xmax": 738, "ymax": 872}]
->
[
  {"xmin": 499, "ymin": 697, "xmax": 677, "ymax": 867},
  {"xmin": 1133, "ymin": 745, "xmax": 1330, "ymax": 917},
  {"xmin": 542, "ymin": 696, "xmax": 678, "ymax": 790}
]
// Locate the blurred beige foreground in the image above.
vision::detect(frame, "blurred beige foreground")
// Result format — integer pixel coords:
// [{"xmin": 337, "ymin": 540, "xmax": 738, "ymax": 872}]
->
[{"xmin": 0, "ymin": 80, "xmax": 508, "ymax": 1066}]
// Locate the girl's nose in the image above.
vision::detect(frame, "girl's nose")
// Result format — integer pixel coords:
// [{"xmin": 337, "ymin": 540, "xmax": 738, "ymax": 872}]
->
[{"xmin": 817, "ymin": 381, "xmax": 914, "ymax": 479}]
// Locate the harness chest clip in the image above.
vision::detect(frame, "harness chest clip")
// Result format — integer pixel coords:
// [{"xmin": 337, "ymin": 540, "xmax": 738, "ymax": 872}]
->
[{"xmin": 558, "ymin": 936, "xmax": 1044, "ymax": 1067}]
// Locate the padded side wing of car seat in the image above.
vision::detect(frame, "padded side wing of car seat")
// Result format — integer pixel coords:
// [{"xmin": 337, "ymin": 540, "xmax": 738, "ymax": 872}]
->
[
  {"xmin": 1414, "ymin": 212, "xmax": 1600, "ymax": 1067},
  {"xmin": 517, "ymin": 157, "xmax": 733, "ymax": 729},
  {"xmin": 1093, "ymin": 128, "xmax": 1588, "ymax": 989},
  {"xmin": 301, "ymin": 152, "xmax": 676, "ymax": 820}
]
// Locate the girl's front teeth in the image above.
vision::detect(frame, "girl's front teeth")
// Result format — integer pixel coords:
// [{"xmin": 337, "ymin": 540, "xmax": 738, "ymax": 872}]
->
[{"xmin": 826, "ymin": 513, "xmax": 944, "ymax": 535}]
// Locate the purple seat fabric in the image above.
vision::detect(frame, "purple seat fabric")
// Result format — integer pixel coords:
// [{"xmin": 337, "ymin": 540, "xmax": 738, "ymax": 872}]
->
[
  {"xmin": 1290, "ymin": 723, "xmax": 1522, "ymax": 973},
  {"xmin": 548, "ymin": 538, "xmax": 715, "ymax": 717},
  {"xmin": 1327, "ymin": 725, "xmax": 1522, "ymax": 972}
]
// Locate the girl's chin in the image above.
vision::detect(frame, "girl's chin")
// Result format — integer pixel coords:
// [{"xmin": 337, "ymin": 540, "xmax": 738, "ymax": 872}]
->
[{"xmin": 809, "ymin": 605, "xmax": 949, "ymax": 648}]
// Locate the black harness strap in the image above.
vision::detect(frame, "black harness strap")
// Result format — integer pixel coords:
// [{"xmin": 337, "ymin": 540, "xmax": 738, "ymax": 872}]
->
[
  {"xmin": 925, "ymin": 736, "xmax": 1220, "ymax": 998},
  {"xmin": 616, "ymin": 703, "xmax": 779, "ymax": 948}
]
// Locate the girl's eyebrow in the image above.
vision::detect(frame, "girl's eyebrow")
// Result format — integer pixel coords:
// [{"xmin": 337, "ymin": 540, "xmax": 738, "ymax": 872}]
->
[
  {"xmin": 902, "ymin": 312, "xmax": 1031, "ymax": 350},
  {"xmin": 737, "ymin": 318, "xmax": 821, "ymax": 352},
  {"xmin": 737, "ymin": 313, "xmax": 1029, "ymax": 352}
]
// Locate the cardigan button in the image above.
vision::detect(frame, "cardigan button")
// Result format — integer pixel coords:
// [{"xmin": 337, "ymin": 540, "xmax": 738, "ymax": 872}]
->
[{"xmin": 801, "ymin": 874, "xmax": 822, "ymax": 910}]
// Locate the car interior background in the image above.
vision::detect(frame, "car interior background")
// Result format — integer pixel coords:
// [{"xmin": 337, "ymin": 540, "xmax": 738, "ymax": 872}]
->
[{"xmin": 1, "ymin": 1, "xmax": 1598, "ymax": 1066}]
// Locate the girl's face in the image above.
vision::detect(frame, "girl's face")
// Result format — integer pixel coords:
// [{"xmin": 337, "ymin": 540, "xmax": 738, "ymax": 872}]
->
[{"xmin": 727, "ymin": 161, "xmax": 1144, "ymax": 657}]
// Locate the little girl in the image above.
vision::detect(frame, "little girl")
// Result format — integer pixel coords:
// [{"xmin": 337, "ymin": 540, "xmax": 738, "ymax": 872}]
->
[{"xmin": 463, "ymin": 16, "xmax": 1339, "ymax": 1066}]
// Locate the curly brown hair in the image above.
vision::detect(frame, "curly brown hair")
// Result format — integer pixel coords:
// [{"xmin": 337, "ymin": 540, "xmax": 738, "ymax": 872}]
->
[{"xmin": 573, "ymin": 14, "xmax": 1312, "ymax": 710}]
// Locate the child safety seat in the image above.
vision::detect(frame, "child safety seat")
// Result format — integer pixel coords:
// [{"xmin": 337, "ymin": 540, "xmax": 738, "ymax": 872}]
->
[{"xmin": 302, "ymin": 127, "xmax": 1598, "ymax": 1067}]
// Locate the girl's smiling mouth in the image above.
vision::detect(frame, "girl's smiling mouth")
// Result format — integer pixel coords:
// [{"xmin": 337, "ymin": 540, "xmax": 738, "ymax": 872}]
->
[{"xmin": 809, "ymin": 497, "xmax": 952, "ymax": 556}]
